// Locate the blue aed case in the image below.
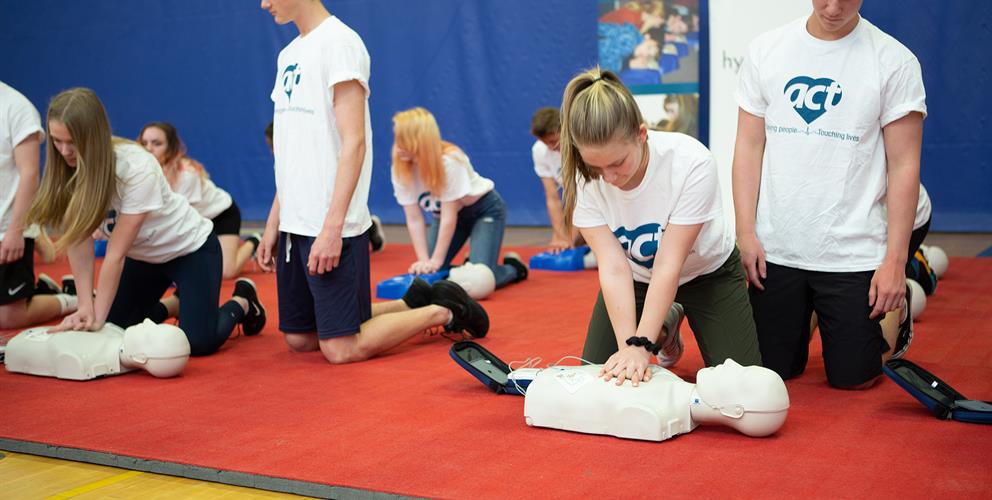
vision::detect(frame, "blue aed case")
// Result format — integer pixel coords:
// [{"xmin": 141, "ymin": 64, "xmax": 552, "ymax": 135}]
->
[
  {"xmin": 884, "ymin": 359, "xmax": 991, "ymax": 424},
  {"xmin": 375, "ymin": 270, "xmax": 449, "ymax": 300},
  {"xmin": 529, "ymin": 246, "xmax": 590, "ymax": 271}
]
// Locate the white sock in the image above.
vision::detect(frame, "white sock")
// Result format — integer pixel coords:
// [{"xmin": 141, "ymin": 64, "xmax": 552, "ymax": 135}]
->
[{"xmin": 55, "ymin": 293, "xmax": 78, "ymax": 314}]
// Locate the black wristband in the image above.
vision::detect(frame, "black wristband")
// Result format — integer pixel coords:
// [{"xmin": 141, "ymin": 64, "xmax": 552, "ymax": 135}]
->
[{"xmin": 625, "ymin": 336, "xmax": 661, "ymax": 355}]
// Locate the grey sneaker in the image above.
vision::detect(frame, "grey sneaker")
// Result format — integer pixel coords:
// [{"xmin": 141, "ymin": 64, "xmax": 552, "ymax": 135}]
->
[{"xmin": 658, "ymin": 302, "xmax": 685, "ymax": 368}]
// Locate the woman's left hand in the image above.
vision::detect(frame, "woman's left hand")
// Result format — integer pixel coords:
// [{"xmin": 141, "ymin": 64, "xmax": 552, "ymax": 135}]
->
[
  {"xmin": 409, "ymin": 260, "xmax": 438, "ymax": 275},
  {"xmin": 600, "ymin": 346, "xmax": 653, "ymax": 387}
]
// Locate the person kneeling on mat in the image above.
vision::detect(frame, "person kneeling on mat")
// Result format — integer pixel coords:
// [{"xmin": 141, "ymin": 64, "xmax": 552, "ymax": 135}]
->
[{"xmin": 258, "ymin": 0, "xmax": 488, "ymax": 364}]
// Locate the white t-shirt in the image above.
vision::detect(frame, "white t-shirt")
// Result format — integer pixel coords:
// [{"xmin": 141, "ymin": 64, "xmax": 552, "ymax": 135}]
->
[
  {"xmin": 99, "ymin": 143, "xmax": 213, "ymax": 264},
  {"xmin": 391, "ymin": 149, "xmax": 495, "ymax": 214},
  {"xmin": 915, "ymin": 184, "xmax": 931, "ymax": 230},
  {"xmin": 173, "ymin": 166, "xmax": 233, "ymax": 220},
  {"xmin": 735, "ymin": 17, "xmax": 927, "ymax": 272},
  {"xmin": 0, "ymin": 81, "xmax": 42, "ymax": 240},
  {"xmin": 532, "ymin": 140, "xmax": 562, "ymax": 187},
  {"xmin": 270, "ymin": 16, "xmax": 373, "ymax": 238},
  {"xmin": 573, "ymin": 131, "xmax": 734, "ymax": 285}
]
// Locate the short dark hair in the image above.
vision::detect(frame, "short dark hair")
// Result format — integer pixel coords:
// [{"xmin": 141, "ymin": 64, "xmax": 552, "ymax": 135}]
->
[{"xmin": 530, "ymin": 107, "xmax": 560, "ymax": 138}]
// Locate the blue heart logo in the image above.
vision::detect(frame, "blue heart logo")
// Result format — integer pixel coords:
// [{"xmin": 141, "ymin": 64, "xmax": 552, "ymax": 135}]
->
[
  {"xmin": 783, "ymin": 76, "xmax": 843, "ymax": 124},
  {"xmin": 614, "ymin": 223, "xmax": 662, "ymax": 269}
]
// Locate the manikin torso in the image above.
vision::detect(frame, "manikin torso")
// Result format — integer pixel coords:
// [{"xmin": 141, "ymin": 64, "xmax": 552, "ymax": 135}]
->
[
  {"xmin": 524, "ymin": 364, "xmax": 698, "ymax": 442},
  {"xmin": 4, "ymin": 320, "xmax": 190, "ymax": 380},
  {"xmin": 5, "ymin": 325, "xmax": 131, "ymax": 380}
]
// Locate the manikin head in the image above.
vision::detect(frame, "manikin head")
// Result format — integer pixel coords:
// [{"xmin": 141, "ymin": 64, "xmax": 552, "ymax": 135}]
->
[
  {"xmin": 693, "ymin": 359, "xmax": 790, "ymax": 437},
  {"xmin": 119, "ymin": 319, "xmax": 191, "ymax": 378},
  {"xmin": 448, "ymin": 263, "xmax": 496, "ymax": 300}
]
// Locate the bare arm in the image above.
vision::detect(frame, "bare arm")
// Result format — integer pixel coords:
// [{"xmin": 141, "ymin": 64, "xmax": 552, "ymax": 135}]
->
[
  {"xmin": 540, "ymin": 177, "xmax": 571, "ymax": 252},
  {"xmin": 731, "ymin": 108, "xmax": 768, "ymax": 289},
  {"xmin": 402, "ymin": 203, "xmax": 431, "ymax": 263},
  {"xmin": 870, "ymin": 112, "xmax": 923, "ymax": 318},
  {"xmin": 1, "ymin": 132, "xmax": 41, "ymax": 264},
  {"xmin": 635, "ymin": 222, "xmax": 702, "ymax": 343},
  {"xmin": 308, "ymin": 80, "xmax": 367, "ymax": 275},
  {"xmin": 257, "ymin": 194, "xmax": 280, "ymax": 272},
  {"xmin": 50, "ymin": 212, "xmax": 145, "ymax": 332},
  {"xmin": 428, "ymin": 201, "xmax": 460, "ymax": 269},
  {"xmin": 581, "ymin": 224, "xmax": 638, "ymax": 349},
  {"xmin": 92, "ymin": 213, "xmax": 147, "ymax": 328}
]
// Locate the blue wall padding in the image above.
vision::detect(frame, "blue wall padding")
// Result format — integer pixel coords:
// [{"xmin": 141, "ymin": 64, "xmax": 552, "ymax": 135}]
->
[{"xmin": 2, "ymin": 1, "xmax": 989, "ymax": 230}]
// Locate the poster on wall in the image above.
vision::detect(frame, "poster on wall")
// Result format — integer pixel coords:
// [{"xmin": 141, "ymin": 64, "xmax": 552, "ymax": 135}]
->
[{"xmin": 598, "ymin": 0, "xmax": 701, "ymax": 139}]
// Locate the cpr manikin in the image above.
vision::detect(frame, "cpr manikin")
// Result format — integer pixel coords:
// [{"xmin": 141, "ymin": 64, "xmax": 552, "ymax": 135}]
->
[
  {"xmin": 5, "ymin": 319, "xmax": 191, "ymax": 380},
  {"xmin": 522, "ymin": 359, "xmax": 789, "ymax": 441},
  {"xmin": 448, "ymin": 262, "xmax": 496, "ymax": 300}
]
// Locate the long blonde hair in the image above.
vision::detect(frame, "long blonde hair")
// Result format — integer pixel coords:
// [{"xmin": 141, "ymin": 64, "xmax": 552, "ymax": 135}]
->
[
  {"xmin": 392, "ymin": 107, "xmax": 464, "ymax": 195},
  {"xmin": 27, "ymin": 88, "xmax": 117, "ymax": 251},
  {"xmin": 560, "ymin": 68, "xmax": 646, "ymax": 228}
]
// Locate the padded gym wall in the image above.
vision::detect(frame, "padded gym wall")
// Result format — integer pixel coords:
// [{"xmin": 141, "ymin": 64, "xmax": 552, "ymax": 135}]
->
[
  {"xmin": 3, "ymin": 1, "xmax": 989, "ymax": 231},
  {"xmin": 0, "ymin": 0, "xmax": 595, "ymax": 225},
  {"xmin": 860, "ymin": 1, "xmax": 992, "ymax": 232}
]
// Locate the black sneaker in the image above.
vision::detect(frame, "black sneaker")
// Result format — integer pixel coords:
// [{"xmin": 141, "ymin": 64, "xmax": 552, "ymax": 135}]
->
[
  {"xmin": 369, "ymin": 215, "xmax": 386, "ymax": 252},
  {"xmin": 233, "ymin": 278, "xmax": 266, "ymax": 336},
  {"xmin": 61, "ymin": 275, "xmax": 77, "ymax": 296},
  {"xmin": 431, "ymin": 280, "xmax": 489, "ymax": 339},
  {"xmin": 245, "ymin": 232, "xmax": 262, "ymax": 255},
  {"xmin": 503, "ymin": 252, "xmax": 528, "ymax": 283},
  {"xmin": 35, "ymin": 274, "xmax": 60, "ymax": 295},
  {"xmin": 402, "ymin": 277, "xmax": 433, "ymax": 309},
  {"xmin": 891, "ymin": 282, "xmax": 914, "ymax": 360}
]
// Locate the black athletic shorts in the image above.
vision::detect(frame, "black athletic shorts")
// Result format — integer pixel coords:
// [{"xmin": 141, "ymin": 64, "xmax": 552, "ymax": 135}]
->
[
  {"xmin": 749, "ymin": 262, "xmax": 887, "ymax": 388},
  {"xmin": 0, "ymin": 238, "xmax": 35, "ymax": 306},
  {"xmin": 211, "ymin": 201, "xmax": 242, "ymax": 236}
]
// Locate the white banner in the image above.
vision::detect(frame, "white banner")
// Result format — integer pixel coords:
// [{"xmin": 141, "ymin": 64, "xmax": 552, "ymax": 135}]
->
[{"xmin": 708, "ymin": 0, "xmax": 810, "ymax": 233}]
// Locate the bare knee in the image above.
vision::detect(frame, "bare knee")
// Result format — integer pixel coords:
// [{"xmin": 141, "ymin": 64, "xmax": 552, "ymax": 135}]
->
[
  {"xmin": 319, "ymin": 334, "xmax": 366, "ymax": 364},
  {"xmin": 0, "ymin": 302, "xmax": 28, "ymax": 330},
  {"xmin": 284, "ymin": 333, "xmax": 319, "ymax": 352},
  {"xmin": 222, "ymin": 261, "xmax": 239, "ymax": 280}
]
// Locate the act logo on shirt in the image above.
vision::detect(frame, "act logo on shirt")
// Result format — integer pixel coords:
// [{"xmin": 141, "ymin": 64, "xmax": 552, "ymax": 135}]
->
[
  {"xmin": 418, "ymin": 192, "xmax": 441, "ymax": 214},
  {"xmin": 614, "ymin": 223, "xmax": 662, "ymax": 269},
  {"xmin": 783, "ymin": 76, "xmax": 842, "ymax": 124},
  {"xmin": 282, "ymin": 64, "xmax": 302, "ymax": 101}
]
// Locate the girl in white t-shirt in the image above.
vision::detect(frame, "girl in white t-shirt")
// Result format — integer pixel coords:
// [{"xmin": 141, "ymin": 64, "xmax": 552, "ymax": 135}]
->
[
  {"xmin": 27, "ymin": 88, "xmax": 266, "ymax": 356},
  {"xmin": 560, "ymin": 69, "xmax": 762, "ymax": 387},
  {"xmin": 138, "ymin": 122, "xmax": 260, "ymax": 279},
  {"xmin": 391, "ymin": 107, "xmax": 526, "ymax": 289}
]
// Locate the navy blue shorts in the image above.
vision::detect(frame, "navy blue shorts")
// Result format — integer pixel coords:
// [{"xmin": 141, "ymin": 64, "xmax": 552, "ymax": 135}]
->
[{"xmin": 276, "ymin": 231, "xmax": 372, "ymax": 339}]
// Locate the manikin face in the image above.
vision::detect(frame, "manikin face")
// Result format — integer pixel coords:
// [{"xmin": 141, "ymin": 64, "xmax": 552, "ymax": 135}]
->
[
  {"xmin": 577, "ymin": 125, "xmax": 648, "ymax": 190},
  {"xmin": 48, "ymin": 119, "xmax": 78, "ymax": 167},
  {"xmin": 260, "ymin": 0, "xmax": 300, "ymax": 25},
  {"xmin": 540, "ymin": 132, "xmax": 561, "ymax": 152},
  {"xmin": 139, "ymin": 126, "xmax": 169, "ymax": 164},
  {"xmin": 809, "ymin": 0, "xmax": 862, "ymax": 37},
  {"xmin": 696, "ymin": 359, "xmax": 790, "ymax": 415}
]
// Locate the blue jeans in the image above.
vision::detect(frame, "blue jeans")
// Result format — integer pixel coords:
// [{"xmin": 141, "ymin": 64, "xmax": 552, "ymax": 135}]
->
[{"xmin": 427, "ymin": 190, "xmax": 518, "ymax": 288}]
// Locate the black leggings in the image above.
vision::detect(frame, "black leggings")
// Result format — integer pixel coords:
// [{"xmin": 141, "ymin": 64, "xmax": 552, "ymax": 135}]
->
[{"xmin": 107, "ymin": 233, "xmax": 243, "ymax": 356}]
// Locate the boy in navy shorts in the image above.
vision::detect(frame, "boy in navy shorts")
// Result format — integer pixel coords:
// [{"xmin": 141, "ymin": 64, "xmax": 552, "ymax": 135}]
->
[{"xmin": 258, "ymin": 0, "xmax": 487, "ymax": 363}]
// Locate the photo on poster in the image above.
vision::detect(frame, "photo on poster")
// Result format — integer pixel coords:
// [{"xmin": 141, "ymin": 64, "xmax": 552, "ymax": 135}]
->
[
  {"xmin": 634, "ymin": 93, "xmax": 700, "ymax": 139},
  {"xmin": 598, "ymin": 0, "xmax": 700, "ymax": 88}
]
